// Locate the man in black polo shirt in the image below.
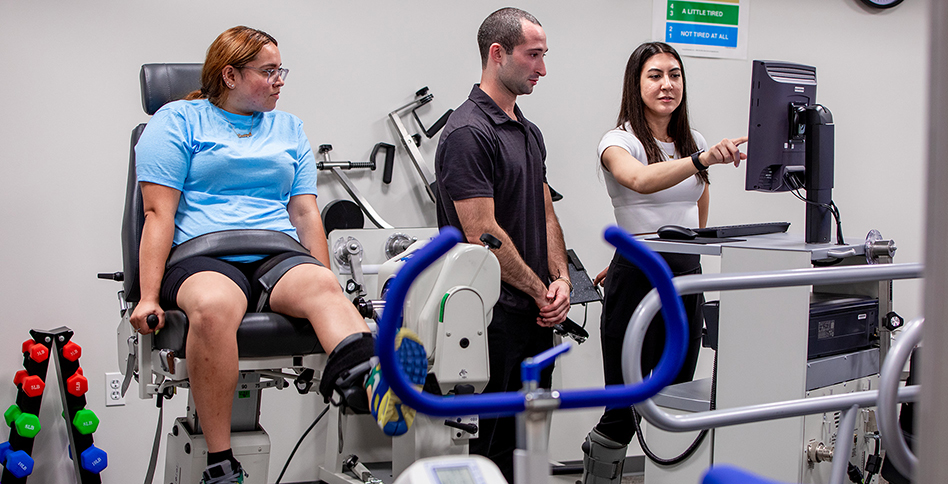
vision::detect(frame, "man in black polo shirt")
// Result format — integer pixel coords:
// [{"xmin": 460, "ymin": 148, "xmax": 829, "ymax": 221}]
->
[{"xmin": 434, "ymin": 7, "xmax": 571, "ymax": 481}]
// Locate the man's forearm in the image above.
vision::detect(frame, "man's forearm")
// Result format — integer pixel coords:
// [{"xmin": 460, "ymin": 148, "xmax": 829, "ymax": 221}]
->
[
  {"xmin": 453, "ymin": 197, "xmax": 548, "ymax": 304},
  {"xmin": 546, "ymin": 219, "xmax": 568, "ymax": 282},
  {"xmin": 491, "ymin": 232, "xmax": 548, "ymax": 302},
  {"xmin": 543, "ymin": 185, "xmax": 569, "ymax": 283}
]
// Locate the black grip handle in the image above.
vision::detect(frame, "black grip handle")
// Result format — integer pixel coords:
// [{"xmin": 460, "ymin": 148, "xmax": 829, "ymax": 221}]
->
[
  {"xmin": 97, "ymin": 271, "xmax": 124, "ymax": 281},
  {"xmin": 146, "ymin": 314, "xmax": 159, "ymax": 329},
  {"xmin": 443, "ymin": 419, "xmax": 479, "ymax": 435},
  {"xmin": 372, "ymin": 142, "xmax": 396, "ymax": 184},
  {"xmin": 479, "ymin": 233, "xmax": 502, "ymax": 249},
  {"xmin": 424, "ymin": 109, "xmax": 453, "ymax": 138},
  {"xmin": 316, "ymin": 160, "xmax": 374, "ymax": 170},
  {"xmin": 412, "ymin": 108, "xmax": 454, "ymax": 139},
  {"xmin": 349, "ymin": 161, "xmax": 375, "ymax": 170}
]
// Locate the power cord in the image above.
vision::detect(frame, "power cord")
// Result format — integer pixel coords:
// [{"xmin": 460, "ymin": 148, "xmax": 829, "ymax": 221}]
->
[
  {"xmin": 863, "ymin": 432, "xmax": 882, "ymax": 483},
  {"xmin": 143, "ymin": 391, "xmax": 167, "ymax": 484},
  {"xmin": 274, "ymin": 404, "xmax": 331, "ymax": 484},
  {"xmin": 783, "ymin": 172, "xmax": 845, "ymax": 245},
  {"xmin": 846, "ymin": 431, "xmax": 882, "ymax": 483},
  {"xmin": 630, "ymin": 352, "xmax": 717, "ymax": 466}
]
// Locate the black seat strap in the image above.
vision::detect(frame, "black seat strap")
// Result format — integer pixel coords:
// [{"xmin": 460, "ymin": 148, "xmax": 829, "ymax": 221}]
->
[{"xmin": 255, "ymin": 254, "xmax": 320, "ymax": 312}]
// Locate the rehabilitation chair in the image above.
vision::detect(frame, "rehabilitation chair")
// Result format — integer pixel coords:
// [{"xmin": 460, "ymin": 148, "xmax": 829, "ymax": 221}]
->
[
  {"xmin": 101, "ymin": 63, "xmax": 328, "ymax": 484},
  {"xmin": 103, "ymin": 63, "xmax": 506, "ymax": 484}
]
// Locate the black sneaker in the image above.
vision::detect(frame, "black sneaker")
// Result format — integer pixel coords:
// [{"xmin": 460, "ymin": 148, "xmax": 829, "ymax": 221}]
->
[{"xmin": 201, "ymin": 460, "xmax": 246, "ymax": 484}]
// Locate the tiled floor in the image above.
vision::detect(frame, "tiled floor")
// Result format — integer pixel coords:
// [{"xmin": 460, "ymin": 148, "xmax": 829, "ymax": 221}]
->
[{"xmin": 549, "ymin": 473, "xmax": 644, "ymax": 484}]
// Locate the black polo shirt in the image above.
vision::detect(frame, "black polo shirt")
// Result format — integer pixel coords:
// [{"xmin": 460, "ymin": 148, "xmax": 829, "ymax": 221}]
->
[{"xmin": 435, "ymin": 84, "xmax": 549, "ymax": 313}]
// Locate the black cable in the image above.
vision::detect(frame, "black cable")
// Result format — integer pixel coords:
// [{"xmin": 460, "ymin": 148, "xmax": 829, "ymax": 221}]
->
[
  {"xmin": 863, "ymin": 432, "xmax": 882, "ymax": 484},
  {"xmin": 631, "ymin": 351, "xmax": 717, "ymax": 466},
  {"xmin": 581, "ymin": 302, "xmax": 589, "ymax": 330},
  {"xmin": 783, "ymin": 172, "xmax": 845, "ymax": 245},
  {"xmin": 143, "ymin": 393, "xmax": 165, "ymax": 484},
  {"xmin": 274, "ymin": 404, "xmax": 331, "ymax": 484},
  {"xmin": 812, "ymin": 257, "xmax": 844, "ymax": 267},
  {"xmin": 848, "ymin": 463, "xmax": 865, "ymax": 484}
]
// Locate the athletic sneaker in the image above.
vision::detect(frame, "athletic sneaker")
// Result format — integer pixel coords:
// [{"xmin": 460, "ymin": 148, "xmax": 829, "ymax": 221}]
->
[
  {"xmin": 201, "ymin": 460, "xmax": 246, "ymax": 484},
  {"xmin": 365, "ymin": 328, "xmax": 428, "ymax": 436}
]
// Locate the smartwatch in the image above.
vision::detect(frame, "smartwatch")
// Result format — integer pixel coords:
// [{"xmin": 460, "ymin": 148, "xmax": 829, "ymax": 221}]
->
[{"xmin": 691, "ymin": 150, "xmax": 707, "ymax": 171}]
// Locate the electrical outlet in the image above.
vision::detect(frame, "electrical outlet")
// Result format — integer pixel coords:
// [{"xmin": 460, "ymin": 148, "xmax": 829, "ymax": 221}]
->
[{"xmin": 105, "ymin": 372, "xmax": 125, "ymax": 406}]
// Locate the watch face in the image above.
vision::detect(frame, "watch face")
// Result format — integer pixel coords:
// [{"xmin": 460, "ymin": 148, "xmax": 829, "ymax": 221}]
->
[{"xmin": 861, "ymin": 0, "xmax": 904, "ymax": 8}]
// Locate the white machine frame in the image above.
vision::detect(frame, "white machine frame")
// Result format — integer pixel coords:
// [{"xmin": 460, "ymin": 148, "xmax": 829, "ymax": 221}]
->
[{"xmin": 324, "ymin": 227, "xmax": 498, "ymax": 479}]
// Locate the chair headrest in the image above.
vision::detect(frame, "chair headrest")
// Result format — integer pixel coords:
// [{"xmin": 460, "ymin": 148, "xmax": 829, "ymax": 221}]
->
[{"xmin": 140, "ymin": 63, "xmax": 203, "ymax": 115}]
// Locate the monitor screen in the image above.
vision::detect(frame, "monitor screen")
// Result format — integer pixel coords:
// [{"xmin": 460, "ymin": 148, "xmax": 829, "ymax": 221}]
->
[
  {"xmin": 745, "ymin": 61, "xmax": 817, "ymax": 192},
  {"xmin": 432, "ymin": 465, "xmax": 478, "ymax": 484}
]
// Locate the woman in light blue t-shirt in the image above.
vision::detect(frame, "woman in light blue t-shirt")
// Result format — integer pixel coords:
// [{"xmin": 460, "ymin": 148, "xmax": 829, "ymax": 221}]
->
[
  {"xmin": 581, "ymin": 42, "xmax": 747, "ymax": 483},
  {"xmin": 130, "ymin": 26, "xmax": 426, "ymax": 484}
]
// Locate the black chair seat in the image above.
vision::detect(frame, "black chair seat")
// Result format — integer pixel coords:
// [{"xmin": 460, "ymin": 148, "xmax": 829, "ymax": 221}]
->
[{"xmin": 154, "ymin": 310, "xmax": 323, "ymax": 359}]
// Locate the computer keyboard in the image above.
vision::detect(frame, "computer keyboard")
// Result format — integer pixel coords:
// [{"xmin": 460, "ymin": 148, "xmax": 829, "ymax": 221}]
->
[{"xmin": 693, "ymin": 222, "xmax": 790, "ymax": 238}]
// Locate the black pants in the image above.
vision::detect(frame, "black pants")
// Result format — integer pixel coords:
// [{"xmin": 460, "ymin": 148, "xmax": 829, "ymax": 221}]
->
[
  {"xmin": 469, "ymin": 305, "xmax": 554, "ymax": 483},
  {"xmin": 594, "ymin": 251, "xmax": 704, "ymax": 445}
]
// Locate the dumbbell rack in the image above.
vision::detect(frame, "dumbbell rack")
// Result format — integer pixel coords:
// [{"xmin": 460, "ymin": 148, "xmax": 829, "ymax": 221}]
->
[{"xmin": 1, "ymin": 327, "xmax": 106, "ymax": 483}]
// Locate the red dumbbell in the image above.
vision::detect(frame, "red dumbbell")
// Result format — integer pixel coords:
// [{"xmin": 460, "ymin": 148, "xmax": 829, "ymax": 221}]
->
[
  {"xmin": 29, "ymin": 344, "xmax": 49, "ymax": 363},
  {"xmin": 67, "ymin": 371, "xmax": 88, "ymax": 397},
  {"xmin": 21, "ymin": 375, "xmax": 45, "ymax": 398},
  {"xmin": 21, "ymin": 340, "xmax": 34, "ymax": 354},
  {"xmin": 14, "ymin": 370, "xmax": 27, "ymax": 386},
  {"xmin": 62, "ymin": 341, "xmax": 82, "ymax": 362}
]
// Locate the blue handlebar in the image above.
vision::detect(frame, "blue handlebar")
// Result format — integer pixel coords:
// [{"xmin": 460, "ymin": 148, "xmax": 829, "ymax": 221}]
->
[
  {"xmin": 522, "ymin": 342, "xmax": 571, "ymax": 386},
  {"xmin": 377, "ymin": 225, "xmax": 688, "ymax": 417}
]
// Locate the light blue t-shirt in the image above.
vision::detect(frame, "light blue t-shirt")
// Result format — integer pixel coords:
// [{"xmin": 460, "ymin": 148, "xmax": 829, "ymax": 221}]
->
[{"xmin": 135, "ymin": 99, "xmax": 317, "ymax": 261}]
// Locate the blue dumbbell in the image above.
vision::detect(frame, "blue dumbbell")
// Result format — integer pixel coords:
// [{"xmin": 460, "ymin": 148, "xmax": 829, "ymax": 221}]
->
[
  {"xmin": 5, "ymin": 449, "xmax": 35, "ymax": 478},
  {"xmin": 0, "ymin": 441, "xmax": 11, "ymax": 463},
  {"xmin": 80, "ymin": 445, "xmax": 108, "ymax": 474}
]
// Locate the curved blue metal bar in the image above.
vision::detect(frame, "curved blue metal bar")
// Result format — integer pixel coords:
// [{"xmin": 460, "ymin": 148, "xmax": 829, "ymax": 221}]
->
[
  {"xmin": 376, "ymin": 225, "xmax": 689, "ymax": 417},
  {"xmin": 701, "ymin": 464, "xmax": 791, "ymax": 484}
]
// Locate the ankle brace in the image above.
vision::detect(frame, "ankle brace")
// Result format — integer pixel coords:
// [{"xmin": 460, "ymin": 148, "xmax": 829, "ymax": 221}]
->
[
  {"xmin": 318, "ymin": 332, "xmax": 374, "ymax": 413},
  {"xmin": 581, "ymin": 428, "xmax": 628, "ymax": 484}
]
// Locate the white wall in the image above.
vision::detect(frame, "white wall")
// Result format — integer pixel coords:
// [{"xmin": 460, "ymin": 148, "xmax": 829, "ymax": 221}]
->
[{"xmin": 0, "ymin": 1, "xmax": 928, "ymax": 482}]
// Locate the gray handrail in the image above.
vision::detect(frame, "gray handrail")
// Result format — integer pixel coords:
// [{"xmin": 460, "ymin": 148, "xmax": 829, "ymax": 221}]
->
[
  {"xmin": 877, "ymin": 317, "xmax": 922, "ymax": 479},
  {"xmin": 831, "ymin": 405, "xmax": 860, "ymax": 484},
  {"xmin": 623, "ymin": 263, "xmax": 922, "ymax": 433}
]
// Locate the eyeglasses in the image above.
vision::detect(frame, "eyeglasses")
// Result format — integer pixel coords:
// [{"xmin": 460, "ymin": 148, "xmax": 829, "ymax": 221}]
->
[{"xmin": 236, "ymin": 66, "xmax": 289, "ymax": 84}]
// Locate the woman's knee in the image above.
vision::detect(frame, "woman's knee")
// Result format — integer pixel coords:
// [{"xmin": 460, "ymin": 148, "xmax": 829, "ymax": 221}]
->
[
  {"xmin": 281, "ymin": 263, "xmax": 343, "ymax": 296},
  {"xmin": 177, "ymin": 273, "xmax": 247, "ymax": 334}
]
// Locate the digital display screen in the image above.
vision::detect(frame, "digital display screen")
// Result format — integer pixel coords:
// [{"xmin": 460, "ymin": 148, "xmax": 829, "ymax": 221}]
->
[{"xmin": 433, "ymin": 465, "xmax": 477, "ymax": 484}]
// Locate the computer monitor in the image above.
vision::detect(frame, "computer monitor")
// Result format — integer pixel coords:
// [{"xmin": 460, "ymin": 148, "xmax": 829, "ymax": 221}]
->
[{"xmin": 745, "ymin": 60, "xmax": 836, "ymax": 244}]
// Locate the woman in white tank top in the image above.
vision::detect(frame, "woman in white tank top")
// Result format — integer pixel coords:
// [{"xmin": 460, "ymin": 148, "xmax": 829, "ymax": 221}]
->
[{"xmin": 580, "ymin": 42, "xmax": 748, "ymax": 483}]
